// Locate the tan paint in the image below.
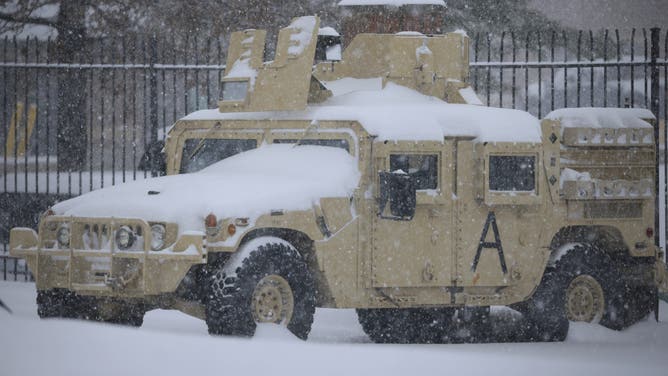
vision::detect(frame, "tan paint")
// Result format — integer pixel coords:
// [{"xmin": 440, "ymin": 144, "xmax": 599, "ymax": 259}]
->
[{"xmin": 8, "ymin": 16, "xmax": 666, "ymax": 325}]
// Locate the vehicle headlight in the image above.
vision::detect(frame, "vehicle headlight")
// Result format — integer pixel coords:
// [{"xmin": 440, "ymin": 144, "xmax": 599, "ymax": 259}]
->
[
  {"xmin": 115, "ymin": 226, "xmax": 135, "ymax": 250},
  {"xmin": 150, "ymin": 224, "xmax": 166, "ymax": 251},
  {"xmin": 57, "ymin": 226, "xmax": 70, "ymax": 247}
]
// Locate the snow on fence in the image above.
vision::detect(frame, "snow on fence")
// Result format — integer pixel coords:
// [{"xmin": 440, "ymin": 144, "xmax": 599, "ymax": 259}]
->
[{"xmin": 1, "ymin": 29, "xmax": 668, "ymax": 281}]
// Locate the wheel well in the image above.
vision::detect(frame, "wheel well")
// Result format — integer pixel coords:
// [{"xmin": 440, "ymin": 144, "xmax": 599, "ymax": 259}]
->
[
  {"xmin": 237, "ymin": 228, "xmax": 333, "ymax": 306},
  {"xmin": 549, "ymin": 226, "xmax": 627, "ymax": 255}
]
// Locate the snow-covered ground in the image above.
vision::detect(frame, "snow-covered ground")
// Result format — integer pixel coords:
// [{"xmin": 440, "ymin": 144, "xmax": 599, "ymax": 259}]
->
[{"xmin": 1, "ymin": 281, "xmax": 667, "ymax": 376}]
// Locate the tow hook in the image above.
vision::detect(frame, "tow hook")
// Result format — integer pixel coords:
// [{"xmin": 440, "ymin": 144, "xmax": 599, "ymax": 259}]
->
[{"xmin": 104, "ymin": 269, "xmax": 139, "ymax": 290}]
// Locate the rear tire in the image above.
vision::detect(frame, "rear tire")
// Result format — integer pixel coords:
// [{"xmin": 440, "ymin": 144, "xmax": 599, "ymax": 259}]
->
[
  {"xmin": 206, "ymin": 241, "xmax": 316, "ymax": 340},
  {"xmin": 558, "ymin": 245, "xmax": 630, "ymax": 330}
]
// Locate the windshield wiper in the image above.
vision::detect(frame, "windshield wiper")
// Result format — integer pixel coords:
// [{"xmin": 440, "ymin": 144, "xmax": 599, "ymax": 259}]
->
[{"xmin": 187, "ymin": 122, "xmax": 223, "ymax": 161}]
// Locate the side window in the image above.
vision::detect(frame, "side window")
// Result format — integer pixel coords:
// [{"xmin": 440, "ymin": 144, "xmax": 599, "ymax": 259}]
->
[
  {"xmin": 272, "ymin": 138, "xmax": 350, "ymax": 152},
  {"xmin": 179, "ymin": 139, "xmax": 257, "ymax": 173},
  {"xmin": 389, "ymin": 154, "xmax": 438, "ymax": 190},
  {"xmin": 489, "ymin": 155, "xmax": 536, "ymax": 192}
]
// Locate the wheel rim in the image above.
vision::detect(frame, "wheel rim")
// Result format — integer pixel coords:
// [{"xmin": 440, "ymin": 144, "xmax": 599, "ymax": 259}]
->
[
  {"xmin": 251, "ymin": 274, "xmax": 294, "ymax": 325},
  {"xmin": 566, "ymin": 274, "xmax": 605, "ymax": 322}
]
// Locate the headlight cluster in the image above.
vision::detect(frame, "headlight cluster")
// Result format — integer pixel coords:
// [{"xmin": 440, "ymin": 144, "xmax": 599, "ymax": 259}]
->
[
  {"xmin": 52, "ymin": 221, "xmax": 169, "ymax": 251},
  {"xmin": 150, "ymin": 224, "xmax": 166, "ymax": 251},
  {"xmin": 57, "ymin": 226, "xmax": 70, "ymax": 247},
  {"xmin": 115, "ymin": 225, "xmax": 136, "ymax": 250}
]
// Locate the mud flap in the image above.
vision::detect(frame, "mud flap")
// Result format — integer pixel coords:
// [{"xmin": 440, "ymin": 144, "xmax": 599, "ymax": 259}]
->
[{"xmin": 655, "ymin": 260, "xmax": 668, "ymax": 321}]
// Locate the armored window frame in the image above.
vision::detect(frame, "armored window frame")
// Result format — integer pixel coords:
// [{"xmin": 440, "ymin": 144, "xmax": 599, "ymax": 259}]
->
[
  {"xmin": 219, "ymin": 79, "xmax": 249, "ymax": 102},
  {"xmin": 178, "ymin": 138, "xmax": 258, "ymax": 174},
  {"xmin": 389, "ymin": 154, "xmax": 438, "ymax": 190},
  {"xmin": 488, "ymin": 155, "xmax": 536, "ymax": 192},
  {"xmin": 272, "ymin": 138, "xmax": 350, "ymax": 152}
]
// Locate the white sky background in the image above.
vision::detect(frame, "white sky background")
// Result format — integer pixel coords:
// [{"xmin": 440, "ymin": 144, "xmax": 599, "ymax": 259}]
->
[{"xmin": 529, "ymin": 0, "xmax": 668, "ymax": 30}]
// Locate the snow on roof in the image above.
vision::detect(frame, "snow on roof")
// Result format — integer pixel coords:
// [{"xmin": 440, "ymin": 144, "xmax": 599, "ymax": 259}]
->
[
  {"xmin": 183, "ymin": 82, "xmax": 541, "ymax": 143},
  {"xmin": 338, "ymin": 0, "xmax": 446, "ymax": 6},
  {"xmin": 545, "ymin": 107, "xmax": 655, "ymax": 129},
  {"xmin": 52, "ymin": 144, "xmax": 360, "ymax": 233}
]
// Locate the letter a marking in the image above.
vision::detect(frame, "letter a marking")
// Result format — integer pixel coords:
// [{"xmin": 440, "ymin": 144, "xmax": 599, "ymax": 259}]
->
[{"xmin": 471, "ymin": 212, "xmax": 508, "ymax": 274}]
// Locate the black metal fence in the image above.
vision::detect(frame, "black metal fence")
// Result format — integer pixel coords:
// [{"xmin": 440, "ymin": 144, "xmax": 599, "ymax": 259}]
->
[{"xmin": 1, "ymin": 28, "xmax": 667, "ymax": 281}]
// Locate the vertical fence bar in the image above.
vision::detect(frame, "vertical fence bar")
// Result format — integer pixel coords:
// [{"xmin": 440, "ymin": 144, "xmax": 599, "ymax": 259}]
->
[
  {"xmin": 576, "ymin": 31, "xmax": 582, "ymax": 107},
  {"xmin": 23, "ymin": 37, "xmax": 29, "ymax": 194},
  {"xmin": 525, "ymin": 32, "xmax": 529, "ymax": 111},
  {"xmin": 550, "ymin": 30, "xmax": 555, "ymax": 112},
  {"xmin": 499, "ymin": 32, "xmax": 505, "ymax": 108},
  {"xmin": 34, "ymin": 37, "xmax": 39, "ymax": 193},
  {"xmin": 217, "ymin": 37, "xmax": 223, "ymax": 108},
  {"xmin": 13, "ymin": 36, "xmax": 18, "ymax": 194},
  {"xmin": 122, "ymin": 37, "xmax": 127, "ymax": 183},
  {"xmin": 45, "ymin": 37, "xmax": 51, "ymax": 194},
  {"xmin": 664, "ymin": 30, "xmax": 667, "ymax": 259},
  {"xmin": 486, "ymin": 33, "xmax": 491, "ymax": 106},
  {"xmin": 206, "ymin": 37, "xmax": 212, "ymax": 108},
  {"xmin": 563, "ymin": 31, "xmax": 568, "ymax": 108},
  {"xmin": 149, "ymin": 35, "xmax": 159, "ymax": 176},
  {"xmin": 473, "ymin": 33, "xmax": 479, "ymax": 92},
  {"xmin": 195, "ymin": 36, "xmax": 200, "ymax": 110},
  {"xmin": 510, "ymin": 31, "xmax": 517, "ymax": 109},
  {"xmin": 616, "ymin": 29, "xmax": 621, "ymax": 106},
  {"xmin": 88, "ymin": 41, "xmax": 94, "ymax": 193},
  {"xmin": 2, "ymin": 37, "xmax": 7, "ymax": 194},
  {"xmin": 649, "ymin": 27, "xmax": 660, "ymax": 249},
  {"xmin": 642, "ymin": 28, "xmax": 658, "ymax": 108},
  {"xmin": 184, "ymin": 34, "xmax": 189, "ymax": 117},
  {"xmin": 589, "ymin": 30, "xmax": 594, "ymax": 106},
  {"xmin": 631, "ymin": 28, "xmax": 636, "ymax": 107},
  {"xmin": 99, "ymin": 38, "xmax": 106, "ymax": 190},
  {"xmin": 142, "ymin": 36, "xmax": 148, "ymax": 179},
  {"xmin": 111, "ymin": 37, "xmax": 117, "ymax": 186},
  {"xmin": 644, "ymin": 29, "xmax": 649, "ymax": 108},
  {"xmin": 132, "ymin": 36, "xmax": 138, "ymax": 180},
  {"xmin": 604, "ymin": 30, "xmax": 608, "ymax": 107},
  {"xmin": 537, "ymin": 31, "xmax": 542, "ymax": 118},
  {"xmin": 161, "ymin": 38, "xmax": 167, "ymax": 137},
  {"xmin": 173, "ymin": 37, "xmax": 178, "ymax": 129}
]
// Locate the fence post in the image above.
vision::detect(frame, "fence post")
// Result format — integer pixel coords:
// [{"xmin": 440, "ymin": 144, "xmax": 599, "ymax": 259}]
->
[
  {"xmin": 650, "ymin": 28, "xmax": 660, "ymax": 249},
  {"xmin": 149, "ymin": 34, "xmax": 160, "ymax": 177}
]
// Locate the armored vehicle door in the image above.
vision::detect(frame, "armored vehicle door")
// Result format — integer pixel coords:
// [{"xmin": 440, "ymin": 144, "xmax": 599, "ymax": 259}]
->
[{"xmin": 371, "ymin": 141, "xmax": 455, "ymax": 287}]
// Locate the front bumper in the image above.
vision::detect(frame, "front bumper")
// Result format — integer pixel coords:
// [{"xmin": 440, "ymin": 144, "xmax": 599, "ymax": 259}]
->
[{"xmin": 10, "ymin": 217, "xmax": 207, "ymax": 297}]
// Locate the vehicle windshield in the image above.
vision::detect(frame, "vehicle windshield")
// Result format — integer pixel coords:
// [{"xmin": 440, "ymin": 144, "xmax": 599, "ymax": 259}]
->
[{"xmin": 179, "ymin": 138, "xmax": 258, "ymax": 173}]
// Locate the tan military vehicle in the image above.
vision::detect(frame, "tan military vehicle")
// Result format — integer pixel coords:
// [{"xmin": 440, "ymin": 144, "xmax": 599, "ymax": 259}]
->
[{"xmin": 10, "ymin": 16, "xmax": 668, "ymax": 343}]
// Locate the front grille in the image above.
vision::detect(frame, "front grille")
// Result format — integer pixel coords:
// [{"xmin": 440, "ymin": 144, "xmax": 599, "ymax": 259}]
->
[
  {"xmin": 583, "ymin": 201, "xmax": 643, "ymax": 219},
  {"xmin": 41, "ymin": 217, "xmax": 149, "ymax": 252}
]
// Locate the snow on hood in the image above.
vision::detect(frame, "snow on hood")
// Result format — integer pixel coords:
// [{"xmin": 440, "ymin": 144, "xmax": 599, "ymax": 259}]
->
[
  {"xmin": 52, "ymin": 144, "xmax": 360, "ymax": 233},
  {"xmin": 182, "ymin": 82, "xmax": 541, "ymax": 143}
]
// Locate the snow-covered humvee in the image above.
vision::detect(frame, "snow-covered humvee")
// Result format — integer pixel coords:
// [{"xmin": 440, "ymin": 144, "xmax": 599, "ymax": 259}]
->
[{"xmin": 10, "ymin": 16, "xmax": 668, "ymax": 342}]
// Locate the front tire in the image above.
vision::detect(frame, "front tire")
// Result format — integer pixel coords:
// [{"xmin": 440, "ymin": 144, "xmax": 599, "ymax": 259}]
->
[
  {"xmin": 206, "ymin": 241, "xmax": 316, "ymax": 340},
  {"xmin": 518, "ymin": 268, "xmax": 570, "ymax": 342}
]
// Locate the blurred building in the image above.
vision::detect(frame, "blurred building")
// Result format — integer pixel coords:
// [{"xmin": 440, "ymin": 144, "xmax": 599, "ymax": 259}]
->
[{"xmin": 338, "ymin": 1, "xmax": 447, "ymax": 45}]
